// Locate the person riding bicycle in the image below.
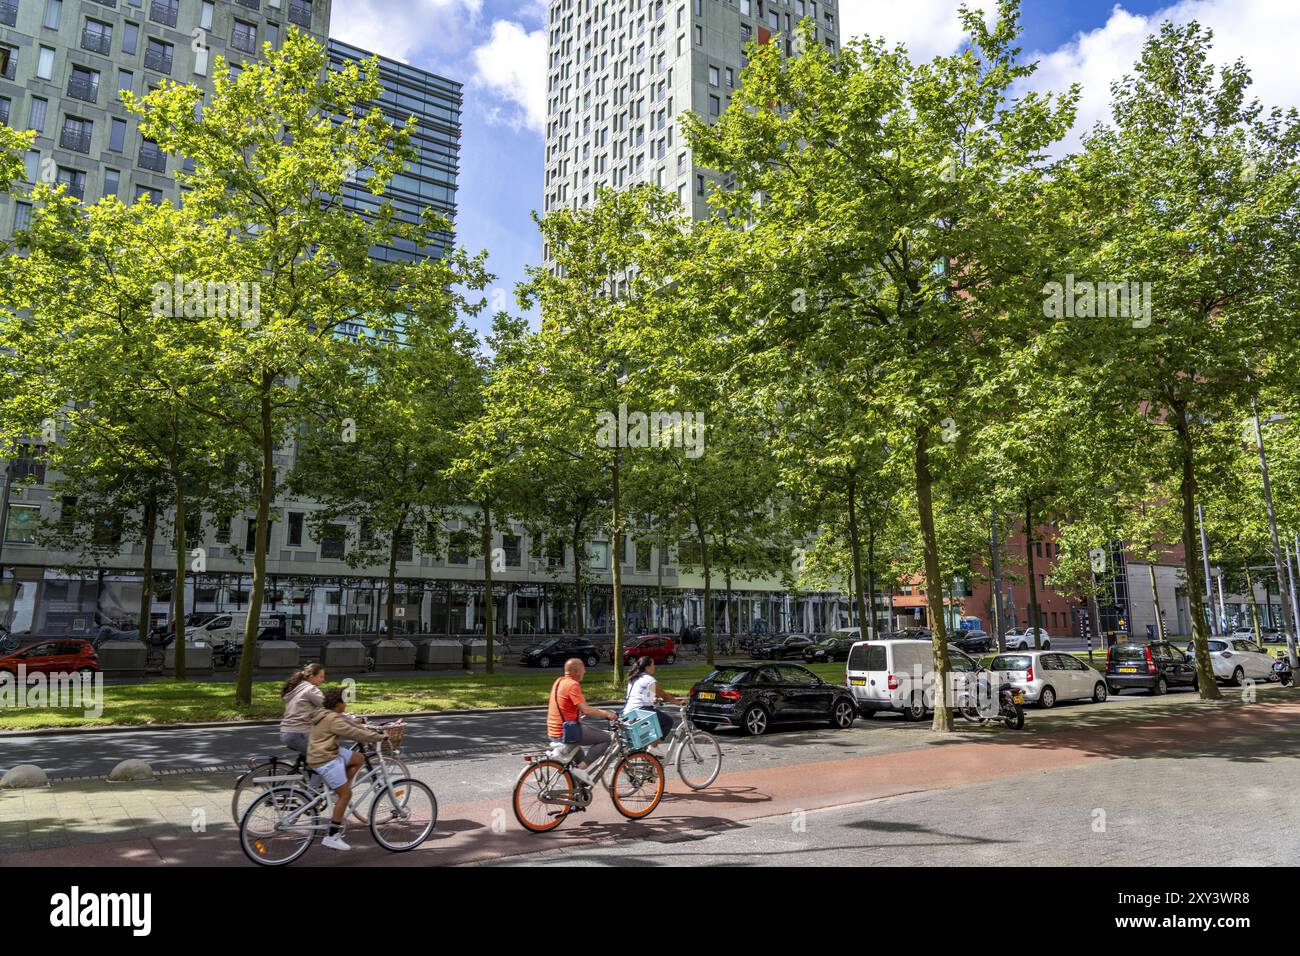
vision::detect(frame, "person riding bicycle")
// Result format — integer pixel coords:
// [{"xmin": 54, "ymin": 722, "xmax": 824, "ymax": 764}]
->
[
  {"xmin": 279, "ymin": 663, "xmax": 325, "ymax": 756},
  {"xmin": 307, "ymin": 687, "xmax": 390, "ymax": 851},
  {"xmin": 623, "ymin": 655, "xmax": 684, "ymax": 743},
  {"xmin": 547, "ymin": 658, "xmax": 619, "ymax": 788}
]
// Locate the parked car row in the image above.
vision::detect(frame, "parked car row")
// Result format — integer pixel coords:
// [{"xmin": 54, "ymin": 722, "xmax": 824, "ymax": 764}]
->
[{"xmin": 0, "ymin": 639, "xmax": 99, "ymax": 676}]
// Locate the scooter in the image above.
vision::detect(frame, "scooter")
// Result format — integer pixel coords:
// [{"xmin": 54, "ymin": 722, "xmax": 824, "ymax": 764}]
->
[
  {"xmin": 957, "ymin": 672, "xmax": 1026, "ymax": 730},
  {"xmin": 1272, "ymin": 654, "xmax": 1293, "ymax": 686}
]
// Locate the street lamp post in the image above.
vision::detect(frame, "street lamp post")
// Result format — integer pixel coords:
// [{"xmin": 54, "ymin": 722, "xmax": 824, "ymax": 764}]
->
[{"xmin": 0, "ymin": 460, "xmax": 13, "ymax": 630}]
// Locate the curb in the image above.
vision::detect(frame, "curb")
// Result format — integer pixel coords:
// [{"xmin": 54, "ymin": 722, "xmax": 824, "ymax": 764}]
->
[{"xmin": 0, "ymin": 700, "xmax": 627, "ymax": 739}]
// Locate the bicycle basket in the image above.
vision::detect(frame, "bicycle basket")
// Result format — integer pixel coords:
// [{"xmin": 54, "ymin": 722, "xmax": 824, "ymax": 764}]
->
[
  {"xmin": 382, "ymin": 723, "xmax": 406, "ymax": 753},
  {"xmin": 618, "ymin": 710, "xmax": 662, "ymax": 751}
]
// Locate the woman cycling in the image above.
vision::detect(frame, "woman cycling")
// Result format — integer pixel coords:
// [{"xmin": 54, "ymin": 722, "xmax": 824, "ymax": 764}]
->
[
  {"xmin": 623, "ymin": 655, "xmax": 685, "ymax": 741},
  {"xmin": 279, "ymin": 663, "xmax": 325, "ymax": 755}
]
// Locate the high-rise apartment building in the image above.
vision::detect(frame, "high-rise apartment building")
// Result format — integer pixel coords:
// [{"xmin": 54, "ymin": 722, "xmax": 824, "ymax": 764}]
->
[
  {"xmin": 542, "ymin": 0, "xmax": 839, "ymax": 228},
  {"xmin": 0, "ymin": 0, "xmax": 332, "ymax": 231}
]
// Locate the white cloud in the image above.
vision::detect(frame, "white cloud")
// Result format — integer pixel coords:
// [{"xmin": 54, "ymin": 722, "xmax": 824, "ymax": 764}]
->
[
  {"xmin": 839, "ymin": 0, "xmax": 991, "ymax": 61},
  {"xmin": 472, "ymin": 19, "xmax": 548, "ymax": 133},
  {"xmin": 329, "ymin": 0, "xmax": 484, "ymax": 63},
  {"xmin": 1022, "ymin": 0, "xmax": 1300, "ymax": 151}
]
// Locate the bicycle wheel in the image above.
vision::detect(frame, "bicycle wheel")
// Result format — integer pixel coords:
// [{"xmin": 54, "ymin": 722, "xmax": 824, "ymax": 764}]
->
[
  {"xmin": 231, "ymin": 759, "xmax": 302, "ymax": 825},
  {"xmin": 610, "ymin": 752, "xmax": 665, "ymax": 820},
  {"xmin": 675, "ymin": 730, "xmax": 722, "ymax": 790},
  {"xmin": 369, "ymin": 778, "xmax": 438, "ymax": 852},
  {"xmin": 512, "ymin": 760, "xmax": 574, "ymax": 833},
  {"xmin": 349, "ymin": 754, "xmax": 411, "ymax": 825},
  {"xmin": 239, "ymin": 787, "xmax": 318, "ymax": 867}
]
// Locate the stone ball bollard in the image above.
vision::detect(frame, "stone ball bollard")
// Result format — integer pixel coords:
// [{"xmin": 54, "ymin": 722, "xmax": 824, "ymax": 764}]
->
[
  {"xmin": 107, "ymin": 759, "xmax": 156, "ymax": 783},
  {"xmin": 1, "ymin": 764, "xmax": 49, "ymax": 789}
]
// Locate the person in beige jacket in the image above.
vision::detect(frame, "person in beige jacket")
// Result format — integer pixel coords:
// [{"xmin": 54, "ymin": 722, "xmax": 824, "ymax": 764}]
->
[{"xmin": 308, "ymin": 687, "xmax": 389, "ymax": 851}]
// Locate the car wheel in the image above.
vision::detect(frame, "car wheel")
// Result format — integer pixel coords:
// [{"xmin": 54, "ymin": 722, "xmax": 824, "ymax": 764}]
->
[
  {"xmin": 830, "ymin": 699, "xmax": 856, "ymax": 729},
  {"xmin": 538, "ymin": 656, "xmax": 550, "ymax": 668},
  {"xmin": 1152, "ymin": 675, "xmax": 1168, "ymax": 696},
  {"xmin": 1039, "ymin": 686, "xmax": 1057, "ymax": 709},
  {"xmin": 1232, "ymin": 667, "xmax": 1245, "ymax": 687},
  {"xmin": 741, "ymin": 705, "xmax": 769, "ymax": 736},
  {"xmin": 1042, "ymin": 639, "xmax": 1051, "ymax": 650},
  {"xmin": 664, "ymin": 653, "xmax": 675, "ymax": 665},
  {"xmin": 1092, "ymin": 682, "xmax": 1108, "ymax": 703},
  {"xmin": 901, "ymin": 700, "xmax": 926, "ymax": 722},
  {"xmin": 585, "ymin": 655, "xmax": 598, "ymax": 667}
]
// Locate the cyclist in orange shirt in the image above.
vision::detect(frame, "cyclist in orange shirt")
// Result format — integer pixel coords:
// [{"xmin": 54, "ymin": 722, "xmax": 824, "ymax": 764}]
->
[{"xmin": 547, "ymin": 657, "xmax": 619, "ymax": 786}]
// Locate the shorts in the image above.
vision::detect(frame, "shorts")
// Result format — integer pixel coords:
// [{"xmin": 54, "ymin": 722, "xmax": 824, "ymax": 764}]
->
[{"xmin": 311, "ymin": 747, "xmax": 355, "ymax": 790}]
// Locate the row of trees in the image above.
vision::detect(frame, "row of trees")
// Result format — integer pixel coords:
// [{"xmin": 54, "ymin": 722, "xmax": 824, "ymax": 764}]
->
[{"xmin": 2, "ymin": 8, "xmax": 1298, "ymax": 730}]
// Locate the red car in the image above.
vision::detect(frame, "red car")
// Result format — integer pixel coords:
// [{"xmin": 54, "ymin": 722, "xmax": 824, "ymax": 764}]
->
[
  {"xmin": 622, "ymin": 635, "xmax": 677, "ymax": 666},
  {"xmin": 0, "ymin": 639, "xmax": 99, "ymax": 676}
]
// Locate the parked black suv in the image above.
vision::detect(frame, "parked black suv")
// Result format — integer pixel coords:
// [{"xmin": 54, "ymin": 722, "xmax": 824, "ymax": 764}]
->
[
  {"xmin": 755, "ymin": 635, "xmax": 814, "ymax": 660},
  {"xmin": 1105, "ymin": 641, "xmax": 1198, "ymax": 696},
  {"xmin": 803, "ymin": 634, "xmax": 857, "ymax": 663},
  {"xmin": 687, "ymin": 662, "xmax": 858, "ymax": 735},
  {"xmin": 950, "ymin": 629, "xmax": 993, "ymax": 654},
  {"xmin": 519, "ymin": 637, "xmax": 601, "ymax": 668}
]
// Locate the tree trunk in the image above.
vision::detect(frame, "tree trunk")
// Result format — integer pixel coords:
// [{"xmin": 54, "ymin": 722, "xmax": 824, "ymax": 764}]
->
[
  {"xmin": 610, "ymin": 454, "xmax": 625, "ymax": 686},
  {"xmin": 701, "ymin": 530, "xmax": 714, "ymax": 664},
  {"xmin": 724, "ymin": 568, "xmax": 734, "ymax": 641},
  {"xmin": 915, "ymin": 428, "xmax": 953, "ymax": 731},
  {"xmin": 385, "ymin": 524, "xmax": 400, "ymax": 639},
  {"xmin": 1245, "ymin": 563, "xmax": 1262, "ymax": 642},
  {"xmin": 846, "ymin": 478, "xmax": 870, "ymax": 637},
  {"xmin": 572, "ymin": 522, "xmax": 585, "ymax": 639},
  {"xmin": 1025, "ymin": 499, "xmax": 1041, "ymax": 649},
  {"xmin": 1174, "ymin": 410, "xmax": 1220, "ymax": 700},
  {"xmin": 137, "ymin": 496, "xmax": 157, "ymax": 643},
  {"xmin": 171, "ymin": 477, "xmax": 187, "ymax": 680},
  {"xmin": 481, "ymin": 501, "xmax": 494, "ymax": 676},
  {"xmin": 1148, "ymin": 563, "xmax": 1166, "ymax": 642},
  {"xmin": 990, "ymin": 511, "xmax": 1005, "ymax": 652},
  {"xmin": 866, "ymin": 522, "xmax": 879, "ymax": 638},
  {"xmin": 656, "ymin": 536, "xmax": 664, "ymax": 631},
  {"xmin": 236, "ymin": 378, "xmax": 273, "ymax": 706}
]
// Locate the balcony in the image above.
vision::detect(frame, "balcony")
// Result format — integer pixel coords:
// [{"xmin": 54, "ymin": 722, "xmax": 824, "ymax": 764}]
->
[
  {"xmin": 138, "ymin": 144, "xmax": 166, "ymax": 173},
  {"xmin": 144, "ymin": 46, "xmax": 173, "ymax": 74},
  {"xmin": 287, "ymin": 0, "xmax": 312, "ymax": 28},
  {"xmin": 0, "ymin": 0, "xmax": 16, "ymax": 27},
  {"xmin": 59, "ymin": 127, "xmax": 94, "ymax": 153},
  {"xmin": 82, "ymin": 29, "xmax": 114, "ymax": 56},
  {"xmin": 66, "ymin": 74, "xmax": 100, "ymax": 103},
  {"xmin": 149, "ymin": 0, "xmax": 178, "ymax": 27}
]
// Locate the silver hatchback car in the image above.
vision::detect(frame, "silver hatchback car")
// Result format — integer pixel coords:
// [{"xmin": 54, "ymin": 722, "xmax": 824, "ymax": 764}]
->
[{"xmin": 987, "ymin": 650, "xmax": 1109, "ymax": 708}]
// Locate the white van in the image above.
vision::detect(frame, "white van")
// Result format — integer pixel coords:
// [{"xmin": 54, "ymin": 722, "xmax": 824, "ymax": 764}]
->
[
  {"xmin": 185, "ymin": 612, "xmax": 283, "ymax": 648},
  {"xmin": 845, "ymin": 639, "xmax": 979, "ymax": 720}
]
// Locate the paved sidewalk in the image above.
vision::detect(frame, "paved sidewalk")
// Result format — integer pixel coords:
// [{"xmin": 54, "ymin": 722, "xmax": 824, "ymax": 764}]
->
[{"xmin": 3, "ymin": 696, "xmax": 1296, "ymax": 867}]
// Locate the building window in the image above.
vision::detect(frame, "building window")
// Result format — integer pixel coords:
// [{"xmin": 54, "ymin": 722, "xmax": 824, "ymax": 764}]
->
[
  {"xmin": 109, "ymin": 117, "xmax": 127, "ymax": 152},
  {"xmin": 502, "ymin": 534, "xmax": 522, "ymax": 567},
  {"xmin": 82, "ymin": 19, "xmax": 114, "ymax": 55},
  {"xmin": 0, "ymin": 96, "xmax": 10, "ymax": 127},
  {"xmin": 287, "ymin": 0, "xmax": 311, "ymax": 28},
  {"xmin": 149, "ymin": 0, "xmax": 178, "ymax": 28},
  {"xmin": 0, "ymin": 1, "xmax": 16, "ymax": 28},
  {"xmin": 138, "ymin": 139, "xmax": 166, "ymax": 173},
  {"xmin": 67, "ymin": 65, "xmax": 101, "ymax": 102},
  {"xmin": 200, "ymin": 0, "xmax": 213, "ymax": 29},
  {"xmin": 43, "ymin": 0, "xmax": 62, "ymax": 30},
  {"xmin": 27, "ymin": 97, "xmax": 47, "ymax": 133},
  {"xmin": 117, "ymin": 68, "xmax": 133, "ymax": 93},
  {"xmin": 231, "ymin": 20, "xmax": 257, "ymax": 53},
  {"xmin": 144, "ymin": 38, "xmax": 172, "ymax": 74},
  {"xmin": 134, "ymin": 185, "xmax": 161, "ymax": 204},
  {"xmin": 122, "ymin": 21, "xmax": 139, "ymax": 55},
  {"xmin": 37, "ymin": 46, "xmax": 56, "ymax": 80},
  {"xmin": 103, "ymin": 167, "xmax": 120, "ymax": 197},
  {"xmin": 59, "ymin": 116, "xmax": 94, "ymax": 153},
  {"xmin": 287, "ymin": 511, "xmax": 304, "ymax": 547},
  {"xmin": 0, "ymin": 45, "xmax": 15, "ymax": 80},
  {"xmin": 321, "ymin": 524, "xmax": 346, "ymax": 559},
  {"xmin": 5, "ymin": 505, "xmax": 42, "ymax": 544},
  {"xmin": 23, "ymin": 149, "xmax": 40, "ymax": 183},
  {"xmin": 447, "ymin": 531, "xmax": 470, "ymax": 565},
  {"xmin": 55, "ymin": 166, "xmax": 87, "ymax": 200}
]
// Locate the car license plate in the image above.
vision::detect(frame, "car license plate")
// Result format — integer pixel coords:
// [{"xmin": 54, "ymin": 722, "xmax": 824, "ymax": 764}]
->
[
  {"xmin": 698, "ymin": 692, "xmax": 716, "ymax": 700},
  {"xmin": 1118, "ymin": 667, "xmax": 1137, "ymax": 673},
  {"xmin": 849, "ymin": 678, "xmax": 866, "ymax": 685}
]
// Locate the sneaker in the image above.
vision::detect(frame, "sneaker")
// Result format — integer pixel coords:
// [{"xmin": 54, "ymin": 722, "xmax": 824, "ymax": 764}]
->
[
  {"xmin": 570, "ymin": 766, "xmax": 595, "ymax": 786},
  {"xmin": 322, "ymin": 833, "xmax": 352, "ymax": 851}
]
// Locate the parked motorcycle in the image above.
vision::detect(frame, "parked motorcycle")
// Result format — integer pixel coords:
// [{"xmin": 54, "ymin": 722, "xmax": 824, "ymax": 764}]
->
[
  {"xmin": 957, "ymin": 673, "xmax": 1026, "ymax": 730},
  {"xmin": 1272, "ymin": 654, "xmax": 1293, "ymax": 687},
  {"xmin": 212, "ymin": 640, "xmax": 242, "ymax": 669}
]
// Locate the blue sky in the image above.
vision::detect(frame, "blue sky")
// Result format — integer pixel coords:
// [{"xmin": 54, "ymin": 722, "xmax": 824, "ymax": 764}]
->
[{"xmin": 329, "ymin": 0, "xmax": 1297, "ymax": 338}]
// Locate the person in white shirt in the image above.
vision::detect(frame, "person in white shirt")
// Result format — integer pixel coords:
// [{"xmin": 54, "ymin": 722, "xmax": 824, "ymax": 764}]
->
[{"xmin": 622, "ymin": 656, "xmax": 685, "ymax": 741}]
